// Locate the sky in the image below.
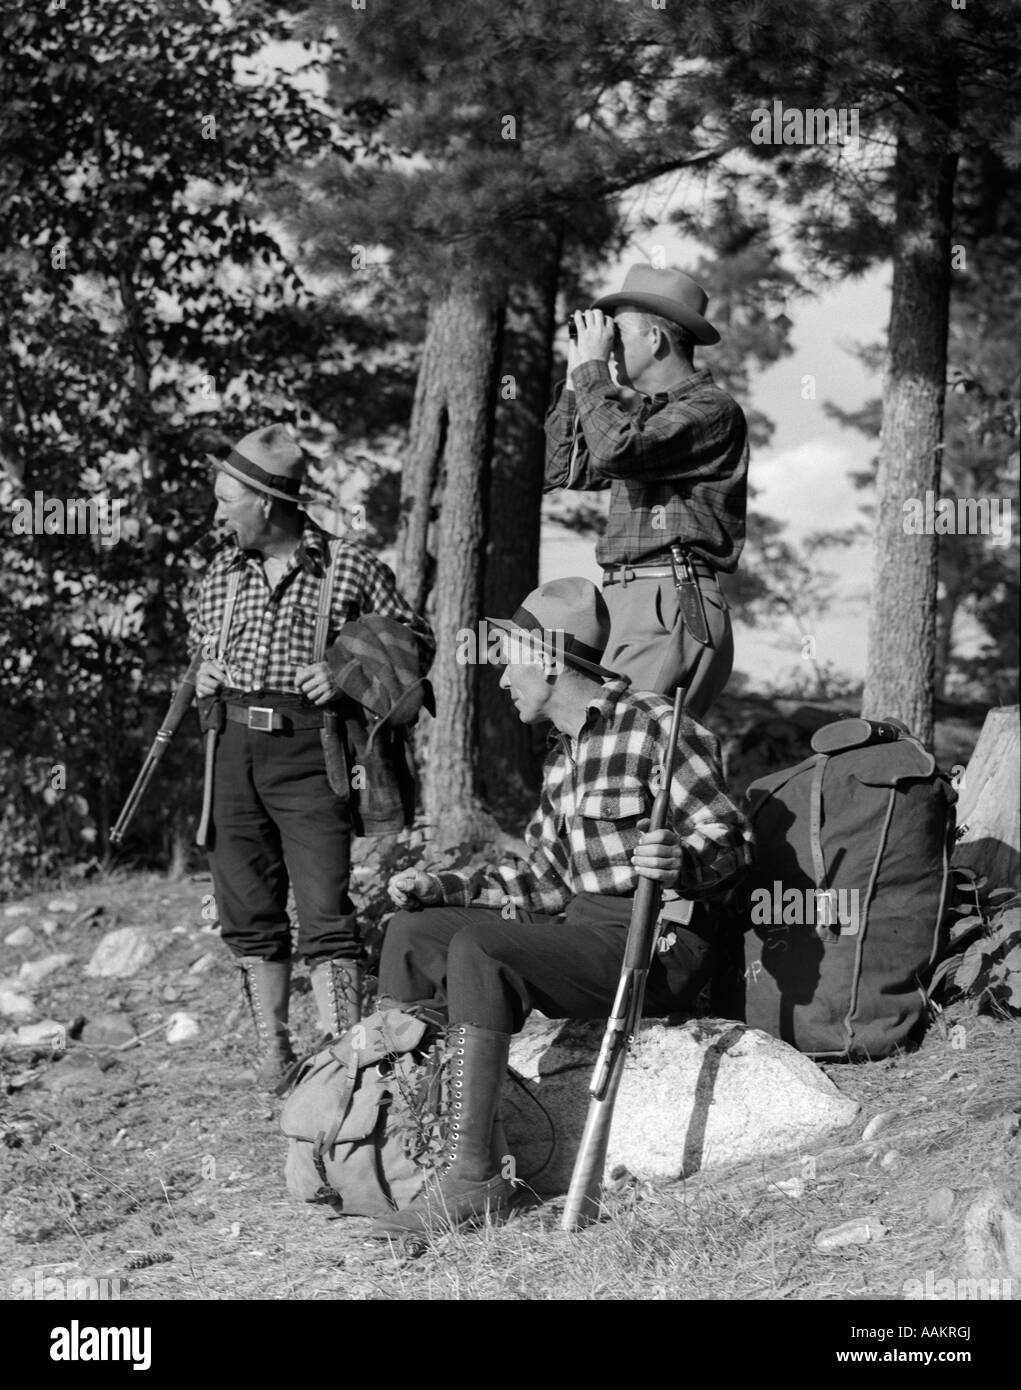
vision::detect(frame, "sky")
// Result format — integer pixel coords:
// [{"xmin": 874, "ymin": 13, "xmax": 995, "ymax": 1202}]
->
[{"xmin": 541, "ymin": 234, "xmax": 892, "ymax": 693}]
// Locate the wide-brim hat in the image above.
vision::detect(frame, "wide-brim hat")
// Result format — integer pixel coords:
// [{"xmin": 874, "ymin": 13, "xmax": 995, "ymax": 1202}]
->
[
  {"xmin": 206, "ymin": 424, "xmax": 316, "ymax": 504},
  {"xmin": 486, "ymin": 577, "xmax": 624, "ymax": 681},
  {"xmin": 593, "ymin": 263, "xmax": 721, "ymax": 345}
]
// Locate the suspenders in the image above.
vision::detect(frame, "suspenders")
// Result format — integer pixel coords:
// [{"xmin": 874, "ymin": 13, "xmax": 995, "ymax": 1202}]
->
[{"xmin": 215, "ymin": 539, "xmax": 340, "ymax": 686}]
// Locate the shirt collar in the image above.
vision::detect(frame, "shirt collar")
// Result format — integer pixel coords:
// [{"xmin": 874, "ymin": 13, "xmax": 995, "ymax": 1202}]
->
[
  {"xmin": 646, "ymin": 366, "xmax": 714, "ymax": 404},
  {"xmin": 224, "ymin": 512, "xmax": 326, "ymax": 574},
  {"xmin": 548, "ymin": 678, "xmax": 633, "ymax": 750}
]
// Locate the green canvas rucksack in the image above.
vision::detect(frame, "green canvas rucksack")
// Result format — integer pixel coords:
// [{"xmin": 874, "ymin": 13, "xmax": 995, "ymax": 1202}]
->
[
  {"xmin": 280, "ymin": 1008, "xmax": 448, "ymax": 1217},
  {"xmin": 723, "ymin": 718, "xmax": 957, "ymax": 1060}
]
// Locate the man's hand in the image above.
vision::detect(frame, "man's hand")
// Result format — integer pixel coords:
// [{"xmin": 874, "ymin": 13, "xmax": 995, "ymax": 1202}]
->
[
  {"xmin": 196, "ymin": 657, "xmax": 228, "ymax": 698},
  {"xmin": 388, "ymin": 870, "xmax": 443, "ymax": 909},
  {"xmin": 571, "ymin": 309, "xmax": 616, "ymax": 367},
  {"xmin": 631, "ymin": 818, "xmax": 683, "ymax": 886},
  {"xmin": 295, "ymin": 661, "xmax": 338, "ymax": 706}
]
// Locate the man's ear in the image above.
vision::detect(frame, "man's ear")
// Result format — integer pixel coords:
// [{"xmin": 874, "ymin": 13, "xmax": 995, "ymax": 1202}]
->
[{"xmin": 652, "ymin": 324, "xmax": 673, "ymax": 360}]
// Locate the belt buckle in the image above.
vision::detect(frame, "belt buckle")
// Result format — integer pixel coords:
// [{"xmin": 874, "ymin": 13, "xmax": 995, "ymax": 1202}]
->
[{"xmin": 248, "ymin": 706, "xmax": 275, "ymax": 732}]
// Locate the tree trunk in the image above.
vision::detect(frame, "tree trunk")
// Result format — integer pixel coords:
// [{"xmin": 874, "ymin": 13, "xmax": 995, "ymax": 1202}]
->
[
  {"xmin": 401, "ymin": 275, "xmax": 504, "ymax": 844},
  {"xmin": 953, "ymin": 706, "xmax": 1020, "ymax": 888},
  {"xmin": 479, "ymin": 224, "xmax": 563, "ymax": 820},
  {"xmin": 861, "ymin": 115, "xmax": 958, "ymax": 748}
]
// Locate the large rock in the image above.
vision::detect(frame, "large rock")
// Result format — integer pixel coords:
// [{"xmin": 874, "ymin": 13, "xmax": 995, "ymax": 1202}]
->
[
  {"xmin": 84, "ymin": 927, "xmax": 165, "ymax": 979},
  {"xmin": 503, "ymin": 1016, "xmax": 859, "ymax": 1194},
  {"xmin": 963, "ymin": 1184, "xmax": 1021, "ymax": 1287}
]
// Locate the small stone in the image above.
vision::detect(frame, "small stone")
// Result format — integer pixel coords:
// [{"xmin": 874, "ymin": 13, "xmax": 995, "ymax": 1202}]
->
[
  {"xmin": 0, "ymin": 982, "xmax": 35, "ymax": 1020},
  {"xmin": 39, "ymin": 918, "xmax": 59, "ymax": 937},
  {"xmin": 81, "ymin": 1013, "xmax": 136, "ymax": 1047},
  {"xmin": 18, "ymin": 954, "xmax": 73, "ymax": 988},
  {"xmin": 4, "ymin": 1019, "xmax": 67, "ymax": 1050},
  {"xmin": 4, "ymin": 903, "xmax": 32, "ymax": 920},
  {"xmin": 4, "ymin": 926, "xmax": 34, "ymax": 947},
  {"xmin": 879, "ymin": 1149, "xmax": 901, "ymax": 1171},
  {"xmin": 46, "ymin": 896, "xmax": 79, "ymax": 914},
  {"xmin": 161, "ymin": 985, "xmax": 182, "ymax": 1003},
  {"xmin": 924, "ymin": 1187, "xmax": 956, "ymax": 1224},
  {"xmin": 84, "ymin": 927, "xmax": 165, "ymax": 980},
  {"xmin": 770, "ymin": 1177, "xmax": 806, "ymax": 1199},
  {"xmin": 189, "ymin": 953, "xmax": 214, "ymax": 975},
  {"xmin": 815, "ymin": 1217, "xmax": 889, "ymax": 1251},
  {"xmin": 937, "ymin": 1068, "xmax": 959, "ymax": 1083},
  {"xmin": 166, "ymin": 1011, "xmax": 199, "ymax": 1043},
  {"xmin": 862, "ymin": 1111, "xmax": 898, "ymax": 1142}
]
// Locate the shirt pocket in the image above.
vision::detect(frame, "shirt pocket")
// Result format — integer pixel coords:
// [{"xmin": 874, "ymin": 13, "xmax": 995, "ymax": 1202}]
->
[
  {"xmin": 288, "ymin": 602, "xmax": 320, "ymax": 664},
  {"xmin": 577, "ymin": 777, "xmax": 648, "ymax": 826}
]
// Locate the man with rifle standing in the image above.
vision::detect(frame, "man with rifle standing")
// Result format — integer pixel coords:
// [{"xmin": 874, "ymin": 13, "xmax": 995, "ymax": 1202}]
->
[
  {"xmin": 544, "ymin": 264, "xmax": 749, "ymax": 720},
  {"xmin": 369, "ymin": 577, "xmax": 750, "ymax": 1239},
  {"xmin": 190, "ymin": 424, "xmax": 433, "ymax": 1090}
]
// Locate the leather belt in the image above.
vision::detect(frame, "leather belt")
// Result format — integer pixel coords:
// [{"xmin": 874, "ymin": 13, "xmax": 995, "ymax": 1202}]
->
[
  {"xmin": 603, "ymin": 560, "xmax": 716, "ymax": 586},
  {"xmin": 226, "ymin": 703, "xmax": 325, "ymax": 732}
]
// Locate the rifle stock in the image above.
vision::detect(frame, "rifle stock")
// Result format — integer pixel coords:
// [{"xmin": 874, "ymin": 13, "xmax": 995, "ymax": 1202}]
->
[
  {"xmin": 109, "ymin": 651, "xmax": 202, "ymax": 846},
  {"xmin": 561, "ymin": 685, "xmax": 686, "ymax": 1231}
]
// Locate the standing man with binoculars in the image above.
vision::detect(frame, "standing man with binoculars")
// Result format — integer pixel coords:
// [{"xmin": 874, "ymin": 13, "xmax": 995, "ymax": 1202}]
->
[{"xmin": 544, "ymin": 263, "xmax": 749, "ymax": 720}]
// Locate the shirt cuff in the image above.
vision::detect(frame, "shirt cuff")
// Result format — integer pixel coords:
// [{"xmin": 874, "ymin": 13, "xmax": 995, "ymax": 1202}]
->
[{"xmin": 571, "ymin": 359, "xmax": 614, "ymax": 391}]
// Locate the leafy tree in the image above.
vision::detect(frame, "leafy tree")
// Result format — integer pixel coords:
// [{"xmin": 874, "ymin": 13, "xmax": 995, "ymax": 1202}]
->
[
  {"xmin": 281, "ymin": 0, "xmax": 784, "ymax": 837},
  {"xmin": 0, "ymin": 0, "xmax": 360, "ymax": 881},
  {"xmin": 672, "ymin": 0, "xmax": 1021, "ymax": 744}
]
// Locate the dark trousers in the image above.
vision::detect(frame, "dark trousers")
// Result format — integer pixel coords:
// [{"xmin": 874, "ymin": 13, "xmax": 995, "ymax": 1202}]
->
[
  {"xmin": 208, "ymin": 718, "xmax": 359, "ymax": 964},
  {"xmin": 378, "ymin": 892, "xmax": 714, "ymax": 1033},
  {"xmin": 602, "ymin": 573, "xmax": 733, "ymax": 719}
]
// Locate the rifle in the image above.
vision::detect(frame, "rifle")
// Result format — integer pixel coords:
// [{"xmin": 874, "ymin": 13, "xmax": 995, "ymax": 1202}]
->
[
  {"xmin": 109, "ymin": 651, "xmax": 202, "ymax": 846},
  {"xmin": 561, "ymin": 683, "xmax": 686, "ymax": 1231}
]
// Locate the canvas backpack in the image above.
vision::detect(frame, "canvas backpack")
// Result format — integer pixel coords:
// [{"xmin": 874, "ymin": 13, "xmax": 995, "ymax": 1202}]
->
[
  {"xmin": 280, "ymin": 1007, "xmax": 449, "ymax": 1217},
  {"xmin": 720, "ymin": 717, "xmax": 957, "ymax": 1060}
]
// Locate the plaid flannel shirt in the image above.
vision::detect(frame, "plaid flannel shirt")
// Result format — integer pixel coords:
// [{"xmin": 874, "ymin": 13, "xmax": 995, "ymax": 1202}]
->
[
  {"xmin": 544, "ymin": 361, "xmax": 749, "ymax": 572},
  {"xmin": 188, "ymin": 516, "xmax": 434, "ymax": 691},
  {"xmin": 433, "ymin": 679, "xmax": 752, "ymax": 916}
]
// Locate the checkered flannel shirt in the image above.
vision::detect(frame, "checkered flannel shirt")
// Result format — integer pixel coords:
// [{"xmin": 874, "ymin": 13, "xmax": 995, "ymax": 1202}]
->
[
  {"xmin": 188, "ymin": 516, "xmax": 434, "ymax": 691},
  {"xmin": 432, "ymin": 679, "xmax": 752, "ymax": 916},
  {"xmin": 544, "ymin": 361, "xmax": 749, "ymax": 572}
]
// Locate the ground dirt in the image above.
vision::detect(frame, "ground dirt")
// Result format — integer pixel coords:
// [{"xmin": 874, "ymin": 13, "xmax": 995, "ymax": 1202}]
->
[{"xmin": 2, "ymin": 868, "xmax": 1018, "ymax": 1303}]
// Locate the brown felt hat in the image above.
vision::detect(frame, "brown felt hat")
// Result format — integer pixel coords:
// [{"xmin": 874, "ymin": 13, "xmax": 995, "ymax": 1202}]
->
[
  {"xmin": 207, "ymin": 424, "xmax": 315, "ymax": 504},
  {"xmin": 593, "ymin": 263, "xmax": 721, "ymax": 345},
  {"xmin": 487, "ymin": 577, "xmax": 624, "ymax": 681}
]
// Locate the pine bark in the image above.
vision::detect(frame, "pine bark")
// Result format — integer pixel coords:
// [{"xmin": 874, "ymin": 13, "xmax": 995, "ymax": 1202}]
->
[
  {"xmin": 861, "ymin": 111, "xmax": 958, "ymax": 748},
  {"xmin": 396, "ymin": 274, "xmax": 504, "ymax": 843}
]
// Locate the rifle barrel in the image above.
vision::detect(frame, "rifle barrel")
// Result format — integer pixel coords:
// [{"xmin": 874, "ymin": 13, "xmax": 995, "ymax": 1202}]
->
[
  {"xmin": 108, "ymin": 653, "xmax": 201, "ymax": 846},
  {"xmin": 562, "ymin": 685, "xmax": 686, "ymax": 1231}
]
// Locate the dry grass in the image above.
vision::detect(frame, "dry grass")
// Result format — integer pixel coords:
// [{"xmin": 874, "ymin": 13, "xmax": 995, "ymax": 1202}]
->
[{"xmin": 2, "ymin": 871, "xmax": 1019, "ymax": 1302}]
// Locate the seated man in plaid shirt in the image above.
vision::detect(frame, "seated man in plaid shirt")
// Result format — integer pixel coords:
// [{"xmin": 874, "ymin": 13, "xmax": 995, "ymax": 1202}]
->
[
  {"xmin": 190, "ymin": 424, "xmax": 433, "ymax": 1089},
  {"xmin": 369, "ymin": 577, "xmax": 751, "ymax": 1239},
  {"xmin": 544, "ymin": 263, "xmax": 749, "ymax": 720}
]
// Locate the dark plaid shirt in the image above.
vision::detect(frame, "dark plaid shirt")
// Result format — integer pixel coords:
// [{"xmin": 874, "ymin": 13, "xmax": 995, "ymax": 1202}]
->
[
  {"xmin": 188, "ymin": 516, "xmax": 434, "ymax": 692},
  {"xmin": 544, "ymin": 361, "xmax": 749, "ymax": 572},
  {"xmin": 434, "ymin": 679, "xmax": 752, "ymax": 915}
]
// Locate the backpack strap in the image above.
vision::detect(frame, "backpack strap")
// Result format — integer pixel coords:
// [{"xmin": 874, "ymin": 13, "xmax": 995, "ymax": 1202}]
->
[
  {"xmin": 313, "ymin": 539, "xmax": 341, "ymax": 664},
  {"xmin": 216, "ymin": 566, "xmax": 242, "ymax": 673},
  {"xmin": 809, "ymin": 754, "xmax": 829, "ymax": 891}
]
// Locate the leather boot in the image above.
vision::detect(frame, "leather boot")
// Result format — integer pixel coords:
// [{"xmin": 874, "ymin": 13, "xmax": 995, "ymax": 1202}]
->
[
  {"xmin": 240, "ymin": 957, "xmax": 296, "ymax": 1092},
  {"xmin": 369, "ymin": 1024, "xmax": 516, "ymax": 1238},
  {"xmin": 310, "ymin": 960, "xmax": 362, "ymax": 1039}
]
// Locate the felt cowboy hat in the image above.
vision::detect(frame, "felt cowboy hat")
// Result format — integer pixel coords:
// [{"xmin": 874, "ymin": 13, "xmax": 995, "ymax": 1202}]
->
[
  {"xmin": 592, "ymin": 263, "xmax": 721, "ymax": 346},
  {"xmin": 486, "ymin": 577, "xmax": 625, "ymax": 682},
  {"xmin": 206, "ymin": 424, "xmax": 316, "ymax": 505}
]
